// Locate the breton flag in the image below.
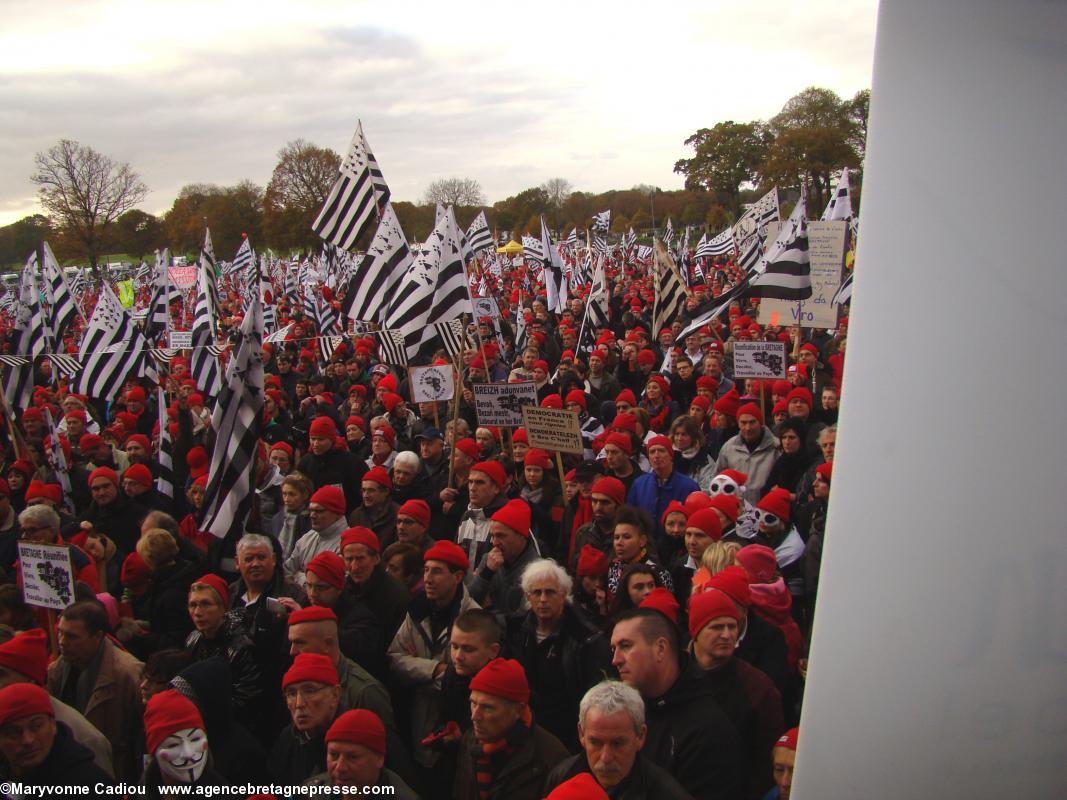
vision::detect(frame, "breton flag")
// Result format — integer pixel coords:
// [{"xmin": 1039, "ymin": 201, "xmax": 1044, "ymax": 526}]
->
[
  {"xmin": 39, "ymin": 242, "xmax": 79, "ymax": 349},
  {"xmin": 821, "ymin": 168, "xmax": 853, "ymax": 221},
  {"xmin": 831, "ymin": 270, "xmax": 853, "ymax": 307},
  {"xmin": 521, "ymin": 235, "xmax": 543, "ymax": 265},
  {"xmin": 312, "ymin": 292, "xmax": 342, "ymax": 362},
  {"xmin": 375, "ymin": 329, "xmax": 409, "ymax": 366},
  {"xmin": 623, "ymin": 227, "xmax": 637, "ymax": 253},
  {"xmin": 74, "ymin": 285, "xmax": 157, "ymax": 402},
  {"xmin": 652, "ymin": 239, "xmax": 688, "ymax": 333},
  {"xmin": 156, "ymin": 387, "xmax": 175, "ymax": 500},
  {"xmin": 695, "ymin": 233, "xmax": 712, "ymax": 260},
  {"xmin": 433, "ymin": 319, "xmax": 468, "ymax": 361},
  {"xmin": 144, "ymin": 249, "xmax": 173, "ymax": 344},
  {"xmin": 230, "ymin": 236, "xmax": 253, "ymax": 278},
  {"xmin": 2, "ymin": 254, "xmax": 47, "ymax": 411},
  {"xmin": 586, "ymin": 256, "xmax": 611, "ymax": 330},
  {"xmin": 746, "ymin": 196, "xmax": 812, "ymax": 300},
  {"xmin": 564, "ymin": 228, "xmax": 578, "ymax": 249},
  {"xmin": 199, "ymin": 290, "xmax": 264, "ymax": 541},
  {"xmin": 466, "ymin": 211, "xmax": 494, "ymax": 254},
  {"xmin": 190, "ymin": 240, "xmax": 223, "ymax": 399},
  {"xmin": 200, "ymin": 229, "xmax": 220, "ymax": 315},
  {"xmin": 341, "ymin": 203, "xmax": 411, "ymax": 325},
  {"xmin": 706, "ymin": 227, "xmax": 734, "ymax": 256},
  {"xmin": 257, "ymin": 254, "xmax": 276, "ymax": 334},
  {"xmin": 592, "ymin": 209, "xmax": 611, "ymax": 231},
  {"xmin": 312, "ymin": 120, "xmax": 389, "ymax": 251},
  {"xmin": 42, "ymin": 409, "xmax": 74, "ymax": 514},
  {"xmin": 663, "ymin": 218, "xmax": 675, "ymax": 251},
  {"xmin": 541, "ymin": 216, "xmax": 568, "ymax": 314}
]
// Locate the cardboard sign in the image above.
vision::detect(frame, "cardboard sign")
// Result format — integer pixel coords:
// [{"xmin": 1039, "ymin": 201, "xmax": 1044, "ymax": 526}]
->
[
  {"xmin": 168, "ymin": 266, "xmax": 198, "ymax": 289},
  {"xmin": 733, "ymin": 341, "xmax": 788, "ymax": 379},
  {"xmin": 758, "ymin": 220, "xmax": 847, "ymax": 329},
  {"xmin": 168, "ymin": 331, "xmax": 193, "ymax": 349},
  {"xmin": 473, "ymin": 382, "xmax": 538, "ymax": 427},
  {"xmin": 472, "ymin": 297, "xmax": 499, "ymax": 319},
  {"xmin": 409, "ymin": 365, "xmax": 455, "ymax": 403},
  {"xmin": 18, "ymin": 542, "xmax": 75, "ymax": 611},
  {"xmin": 521, "ymin": 406, "xmax": 584, "ymax": 455}
]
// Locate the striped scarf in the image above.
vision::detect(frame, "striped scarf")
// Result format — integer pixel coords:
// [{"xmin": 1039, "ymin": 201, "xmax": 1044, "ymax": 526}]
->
[{"xmin": 471, "ymin": 710, "xmax": 532, "ymax": 799}]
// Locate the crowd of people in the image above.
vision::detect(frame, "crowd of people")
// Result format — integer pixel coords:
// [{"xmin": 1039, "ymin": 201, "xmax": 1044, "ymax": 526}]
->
[{"xmin": 0, "ymin": 251, "xmax": 846, "ymax": 799}]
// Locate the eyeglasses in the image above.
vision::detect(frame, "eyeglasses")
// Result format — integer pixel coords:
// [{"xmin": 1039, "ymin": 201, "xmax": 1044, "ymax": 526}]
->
[
  {"xmin": 284, "ymin": 684, "xmax": 331, "ymax": 703},
  {"xmin": 753, "ymin": 509, "xmax": 780, "ymax": 526},
  {"xmin": 526, "ymin": 588, "xmax": 560, "ymax": 599}
]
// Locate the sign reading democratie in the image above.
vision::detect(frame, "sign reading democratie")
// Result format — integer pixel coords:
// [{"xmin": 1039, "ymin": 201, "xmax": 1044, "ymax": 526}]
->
[
  {"xmin": 17, "ymin": 541, "xmax": 75, "ymax": 611},
  {"xmin": 473, "ymin": 382, "xmax": 538, "ymax": 427},
  {"xmin": 521, "ymin": 406, "xmax": 584, "ymax": 455},
  {"xmin": 733, "ymin": 341, "xmax": 789, "ymax": 379}
]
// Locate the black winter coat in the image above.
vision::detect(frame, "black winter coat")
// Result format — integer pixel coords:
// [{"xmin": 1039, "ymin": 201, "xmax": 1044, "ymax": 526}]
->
[
  {"xmin": 544, "ymin": 753, "xmax": 695, "ymax": 800},
  {"xmin": 295, "ymin": 447, "xmax": 367, "ymax": 514},
  {"xmin": 185, "ymin": 618, "xmax": 263, "ymax": 727}
]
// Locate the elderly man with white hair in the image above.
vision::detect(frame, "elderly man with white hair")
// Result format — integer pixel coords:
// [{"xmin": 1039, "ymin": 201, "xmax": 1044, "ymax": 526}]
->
[
  {"xmin": 503, "ymin": 558, "xmax": 612, "ymax": 750},
  {"xmin": 543, "ymin": 681, "xmax": 694, "ymax": 799},
  {"xmin": 389, "ymin": 450, "xmax": 429, "ymax": 506}
]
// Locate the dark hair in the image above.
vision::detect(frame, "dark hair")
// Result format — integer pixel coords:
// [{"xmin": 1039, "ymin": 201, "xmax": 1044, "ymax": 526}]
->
[
  {"xmin": 613, "ymin": 506, "xmax": 652, "ymax": 539},
  {"xmin": 142, "ymin": 510, "xmax": 180, "ymax": 537},
  {"xmin": 453, "ymin": 608, "xmax": 501, "ymax": 646},
  {"xmin": 143, "ymin": 648, "xmax": 195, "ymax": 684},
  {"xmin": 0, "ymin": 585, "xmax": 34, "ymax": 632},
  {"xmin": 381, "ymin": 542, "xmax": 422, "ymax": 582},
  {"xmin": 670, "ymin": 414, "xmax": 706, "ymax": 450},
  {"xmin": 61, "ymin": 600, "xmax": 109, "ymax": 635},
  {"xmin": 611, "ymin": 607, "xmax": 680, "ymax": 660},
  {"xmin": 610, "ymin": 563, "xmax": 658, "ymax": 616}
]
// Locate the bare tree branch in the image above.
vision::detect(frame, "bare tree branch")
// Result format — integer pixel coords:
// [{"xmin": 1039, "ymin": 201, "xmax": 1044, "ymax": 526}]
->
[{"xmin": 423, "ymin": 177, "xmax": 485, "ymax": 207}]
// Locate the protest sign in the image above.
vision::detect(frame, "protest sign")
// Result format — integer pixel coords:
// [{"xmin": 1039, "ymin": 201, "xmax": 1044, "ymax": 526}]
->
[
  {"xmin": 473, "ymin": 383, "xmax": 538, "ymax": 428},
  {"xmin": 472, "ymin": 297, "xmax": 499, "ymax": 319},
  {"xmin": 733, "ymin": 341, "xmax": 788, "ymax": 379},
  {"xmin": 521, "ymin": 406, "xmax": 584, "ymax": 455},
  {"xmin": 759, "ymin": 220, "xmax": 847, "ymax": 329},
  {"xmin": 168, "ymin": 331, "xmax": 193, "ymax": 349},
  {"xmin": 18, "ymin": 542, "xmax": 75, "ymax": 611},
  {"xmin": 168, "ymin": 266, "xmax": 198, "ymax": 289},
  {"xmin": 409, "ymin": 365, "xmax": 455, "ymax": 403}
]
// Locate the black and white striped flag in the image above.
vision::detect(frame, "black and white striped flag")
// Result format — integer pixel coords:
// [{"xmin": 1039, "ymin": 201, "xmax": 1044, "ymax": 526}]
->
[
  {"xmin": 48, "ymin": 354, "xmax": 81, "ymax": 378},
  {"xmin": 3, "ymin": 254, "xmax": 48, "ymax": 411},
  {"xmin": 433, "ymin": 319, "xmax": 468, "ymax": 361},
  {"xmin": 663, "ymin": 219, "xmax": 674, "ymax": 251},
  {"xmin": 821, "ymin": 168, "xmax": 853, "ymax": 221},
  {"xmin": 341, "ymin": 202, "xmax": 411, "ymax": 325},
  {"xmin": 747, "ymin": 197, "xmax": 811, "ymax": 300},
  {"xmin": 521, "ymin": 235, "xmax": 543, "ymax": 264},
  {"xmin": 622, "ymin": 227, "xmax": 637, "ymax": 253},
  {"xmin": 156, "ymin": 387, "xmax": 174, "ymax": 500},
  {"xmin": 652, "ymin": 240, "xmax": 687, "ymax": 333},
  {"xmin": 466, "ymin": 211, "xmax": 493, "ymax": 254},
  {"xmin": 705, "ymin": 227, "xmax": 734, "ymax": 256},
  {"xmin": 144, "ymin": 248, "xmax": 176, "ymax": 344},
  {"xmin": 541, "ymin": 216, "xmax": 568, "ymax": 314},
  {"xmin": 190, "ymin": 242, "xmax": 222, "ymax": 398},
  {"xmin": 586, "ymin": 256, "xmax": 611, "ymax": 330},
  {"xmin": 40, "ymin": 242, "xmax": 79, "ymax": 348},
  {"xmin": 42, "ymin": 409, "xmax": 74, "ymax": 514},
  {"xmin": 313, "ymin": 292, "xmax": 342, "ymax": 363},
  {"xmin": 831, "ymin": 270, "xmax": 853, "ymax": 307},
  {"xmin": 229, "ymin": 236, "xmax": 253, "ymax": 278},
  {"xmin": 695, "ymin": 233, "xmax": 712, "ymax": 260},
  {"xmin": 593, "ymin": 235, "xmax": 610, "ymax": 255},
  {"xmin": 200, "ymin": 290, "xmax": 264, "ymax": 541},
  {"xmin": 74, "ymin": 285, "xmax": 157, "ymax": 402},
  {"xmin": 312, "ymin": 120, "xmax": 389, "ymax": 251},
  {"xmin": 68, "ymin": 268, "xmax": 88, "ymax": 300},
  {"xmin": 375, "ymin": 329, "xmax": 409, "ymax": 366},
  {"xmin": 564, "ymin": 228, "xmax": 578, "ymax": 249},
  {"xmin": 592, "ymin": 210, "xmax": 611, "ymax": 232}
]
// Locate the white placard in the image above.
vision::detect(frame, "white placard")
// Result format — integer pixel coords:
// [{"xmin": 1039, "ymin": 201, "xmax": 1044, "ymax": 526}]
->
[
  {"xmin": 409, "ymin": 365, "xmax": 455, "ymax": 404},
  {"xmin": 473, "ymin": 382, "xmax": 538, "ymax": 427},
  {"xmin": 168, "ymin": 266, "xmax": 198, "ymax": 289},
  {"xmin": 732, "ymin": 341, "xmax": 788, "ymax": 379},
  {"xmin": 473, "ymin": 297, "xmax": 499, "ymax": 319},
  {"xmin": 168, "ymin": 331, "xmax": 193, "ymax": 349},
  {"xmin": 758, "ymin": 220, "xmax": 847, "ymax": 329},
  {"xmin": 18, "ymin": 541, "xmax": 75, "ymax": 611},
  {"xmin": 521, "ymin": 406, "xmax": 584, "ymax": 455}
]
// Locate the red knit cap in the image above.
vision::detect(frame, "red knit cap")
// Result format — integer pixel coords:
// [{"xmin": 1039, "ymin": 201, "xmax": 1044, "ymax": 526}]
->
[
  {"xmin": 640, "ymin": 587, "xmax": 680, "ymax": 625},
  {"xmin": 816, "ymin": 461, "xmax": 833, "ymax": 482},
  {"xmin": 512, "ymin": 429, "xmax": 528, "ymax": 445},
  {"xmin": 776, "ymin": 727, "xmax": 800, "ymax": 751},
  {"xmin": 454, "ymin": 438, "xmax": 480, "ymax": 461},
  {"xmin": 362, "ymin": 466, "xmax": 392, "ymax": 490},
  {"xmin": 377, "ymin": 374, "xmax": 398, "ymax": 392},
  {"xmin": 396, "ymin": 499, "xmax": 430, "ymax": 528},
  {"xmin": 309, "ymin": 417, "xmax": 338, "ymax": 438},
  {"xmin": 686, "ymin": 508, "xmax": 723, "ymax": 542},
  {"xmin": 682, "ymin": 492, "xmax": 712, "ymax": 514},
  {"xmin": 270, "ymin": 441, "xmax": 294, "ymax": 458},
  {"xmin": 287, "ymin": 605, "xmax": 338, "ymax": 626},
  {"xmin": 772, "ymin": 380, "xmax": 792, "ymax": 396},
  {"xmin": 121, "ymin": 552, "xmax": 151, "ymax": 589},
  {"xmin": 696, "ymin": 376, "xmax": 719, "ymax": 392},
  {"xmin": 690, "ymin": 396, "xmax": 711, "ymax": 413},
  {"xmin": 736, "ymin": 544, "xmax": 778, "ymax": 583},
  {"xmin": 373, "ymin": 425, "xmax": 396, "ymax": 447},
  {"xmin": 491, "ymin": 499, "xmax": 531, "ymax": 537},
  {"xmin": 325, "ymin": 709, "xmax": 386, "ymax": 755},
  {"xmin": 472, "ymin": 461, "xmax": 507, "ymax": 488},
  {"xmin": 523, "ymin": 449, "xmax": 552, "ymax": 470},
  {"xmin": 382, "ymin": 392, "xmax": 403, "ymax": 412},
  {"xmin": 786, "ymin": 387, "xmax": 813, "ymax": 409},
  {"xmin": 79, "ymin": 433, "xmax": 104, "ymax": 452},
  {"xmin": 546, "ymin": 773, "xmax": 609, "ymax": 800},
  {"xmin": 576, "ymin": 545, "xmax": 609, "ymax": 577},
  {"xmin": 310, "ymin": 486, "xmax": 346, "ymax": 514},
  {"xmin": 307, "ymin": 551, "xmax": 346, "ymax": 589},
  {"xmin": 0, "ymin": 683, "xmax": 53, "ymax": 727},
  {"xmin": 564, "ymin": 390, "xmax": 587, "ymax": 410},
  {"xmin": 186, "ymin": 446, "xmax": 209, "ymax": 478},
  {"xmin": 88, "ymin": 466, "xmax": 118, "ymax": 487},
  {"xmin": 706, "ymin": 565, "xmax": 752, "ymax": 607},
  {"xmin": 604, "ymin": 432, "xmax": 633, "ymax": 456},
  {"xmin": 123, "ymin": 463, "xmax": 153, "ymax": 488},
  {"xmin": 799, "ymin": 343, "xmax": 819, "ymax": 356},
  {"xmin": 615, "ymin": 389, "xmax": 637, "ymax": 407},
  {"xmin": 706, "ymin": 493, "xmax": 742, "ymax": 524},
  {"xmin": 24, "ymin": 480, "xmax": 62, "ymax": 506},
  {"xmin": 144, "ymin": 689, "xmax": 205, "ymax": 754},
  {"xmin": 645, "ymin": 435, "xmax": 672, "ymax": 454},
  {"xmin": 469, "ymin": 658, "xmax": 529, "ymax": 704},
  {"xmin": 283, "ymin": 653, "xmax": 339, "ymax": 689},
  {"xmin": 590, "ymin": 476, "xmax": 626, "ymax": 507},
  {"xmin": 713, "ymin": 390, "xmax": 740, "ymax": 418},
  {"xmin": 125, "ymin": 433, "xmax": 150, "ymax": 453},
  {"xmin": 688, "ymin": 588, "xmax": 741, "ymax": 640},
  {"xmin": 637, "ymin": 349, "xmax": 656, "ymax": 366},
  {"xmin": 344, "ymin": 416, "xmax": 365, "ymax": 431},
  {"xmin": 661, "ymin": 499, "xmax": 688, "ymax": 527},
  {"xmin": 193, "ymin": 574, "xmax": 229, "ymax": 607},
  {"xmin": 0, "ymin": 629, "xmax": 48, "ymax": 685},
  {"xmin": 424, "ymin": 541, "xmax": 470, "ymax": 573},
  {"xmin": 610, "ymin": 413, "xmax": 637, "ymax": 433},
  {"xmin": 736, "ymin": 402, "xmax": 763, "ymax": 424},
  {"xmin": 756, "ymin": 488, "xmax": 792, "ymax": 523},
  {"xmin": 341, "ymin": 526, "xmax": 380, "ymax": 555},
  {"xmin": 540, "ymin": 395, "xmax": 562, "ymax": 409},
  {"xmin": 772, "ymin": 399, "xmax": 789, "ymax": 417}
]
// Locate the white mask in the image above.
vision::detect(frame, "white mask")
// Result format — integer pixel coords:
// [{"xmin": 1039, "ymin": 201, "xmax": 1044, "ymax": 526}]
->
[
  {"xmin": 709, "ymin": 476, "xmax": 741, "ymax": 496},
  {"xmin": 156, "ymin": 728, "xmax": 209, "ymax": 783}
]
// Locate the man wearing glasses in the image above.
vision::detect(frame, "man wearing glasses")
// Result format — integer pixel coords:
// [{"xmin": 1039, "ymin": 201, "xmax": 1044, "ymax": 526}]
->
[
  {"xmin": 284, "ymin": 486, "xmax": 348, "ymax": 588},
  {"xmin": 270, "ymin": 652, "xmax": 343, "ymax": 785}
]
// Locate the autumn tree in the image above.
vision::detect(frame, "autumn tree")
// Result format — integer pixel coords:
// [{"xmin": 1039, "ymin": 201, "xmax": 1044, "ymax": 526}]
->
[
  {"xmin": 31, "ymin": 139, "xmax": 149, "ymax": 272},
  {"xmin": 163, "ymin": 182, "xmax": 264, "ymax": 259},
  {"xmin": 674, "ymin": 122, "xmax": 772, "ymax": 215},
  {"xmin": 112, "ymin": 209, "xmax": 166, "ymax": 260},
  {"xmin": 423, "ymin": 177, "xmax": 485, "ymax": 207},
  {"xmin": 262, "ymin": 139, "xmax": 341, "ymax": 251}
]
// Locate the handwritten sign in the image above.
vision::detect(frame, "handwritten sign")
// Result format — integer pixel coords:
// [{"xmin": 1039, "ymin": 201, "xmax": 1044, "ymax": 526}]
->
[
  {"xmin": 168, "ymin": 266, "xmax": 198, "ymax": 289},
  {"xmin": 759, "ymin": 220, "xmax": 847, "ymax": 329},
  {"xmin": 168, "ymin": 331, "xmax": 193, "ymax": 349},
  {"xmin": 18, "ymin": 542, "xmax": 75, "ymax": 611},
  {"xmin": 733, "ymin": 341, "xmax": 788, "ymax": 379},
  {"xmin": 473, "ymin": 383, "xmax": 538, "ymax": 428},
  {"xmin": 409, "ymin": 365, "xmax": 454, "ymax": 404},
  {"xmin": 521, "ymin": 406, "xmax": 584, "ymax": 455}
]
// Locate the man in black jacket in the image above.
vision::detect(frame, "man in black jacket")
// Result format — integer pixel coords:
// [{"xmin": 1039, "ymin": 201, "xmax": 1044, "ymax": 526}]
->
[
  {"xmin": 543, "ymin": 680, "xmax": 693, "ymax": 799},
  {"xmin": 269, "ymin": 652, "xmax": 344, "ymax": 785},
  {"xmin": 296, "ymin": 417, "xmax": 367, "ymax": 515},
  {"xmin": 610, "ymin": 608, "xmax": 744, "ymax": 800}
]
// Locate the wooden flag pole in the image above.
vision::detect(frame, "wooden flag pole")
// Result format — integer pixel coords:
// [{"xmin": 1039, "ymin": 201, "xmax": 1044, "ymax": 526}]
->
[
  {"xmin": 555, "ymin": 451, "xmax": 567, "ymax": 495},
  {"xmin": 446, "ymin": 345, "xmax": 465, "ymax": 493}
]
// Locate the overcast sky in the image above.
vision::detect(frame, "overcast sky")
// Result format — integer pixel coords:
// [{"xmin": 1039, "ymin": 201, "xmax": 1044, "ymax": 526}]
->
[{"xmin": 0, "ymin": 0, "xmax": 878, "ymax": 227}]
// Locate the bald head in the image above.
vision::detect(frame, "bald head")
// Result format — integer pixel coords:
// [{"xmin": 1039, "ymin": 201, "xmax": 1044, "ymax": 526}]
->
[{"xmin": 287, "ymin": 618, "xmax": 340, "ymax": 661}]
